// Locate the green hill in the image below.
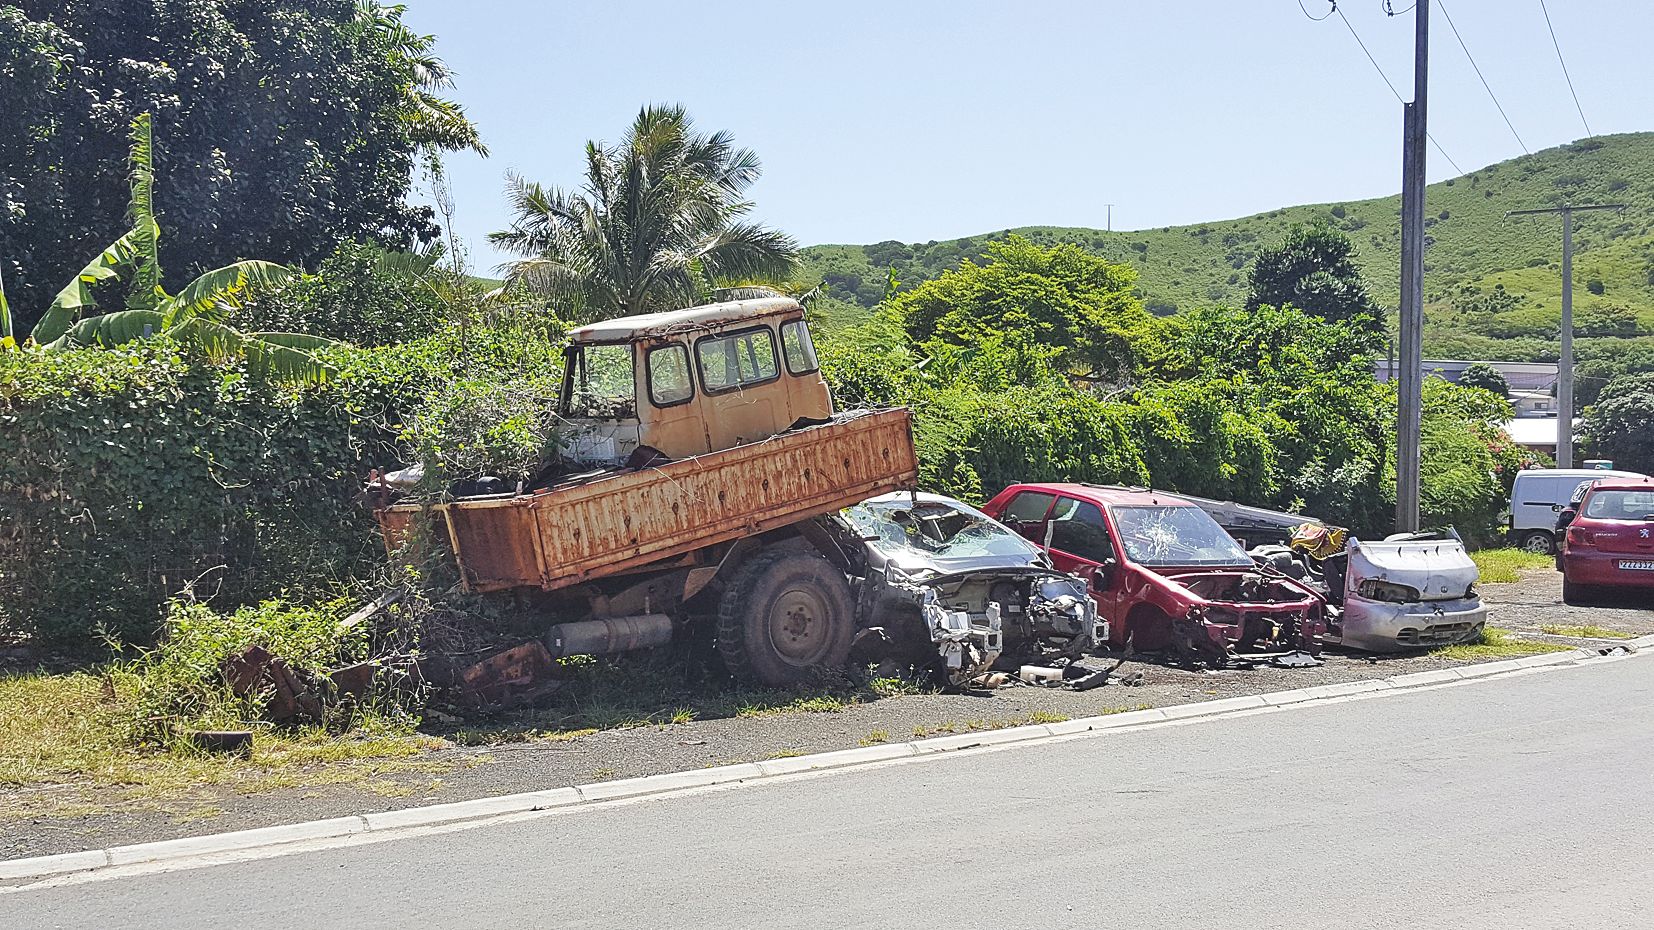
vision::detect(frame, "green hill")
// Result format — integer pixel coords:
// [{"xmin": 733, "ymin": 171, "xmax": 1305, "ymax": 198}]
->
[{"xmin": 802, "ymin": 133, "xmax": 1654, "ymax": 383}]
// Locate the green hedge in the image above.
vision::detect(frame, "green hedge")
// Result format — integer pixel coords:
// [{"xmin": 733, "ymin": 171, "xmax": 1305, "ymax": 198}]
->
[{"xmin": 0, "ymin": 327, "xmax": 561, "ymax": 647}]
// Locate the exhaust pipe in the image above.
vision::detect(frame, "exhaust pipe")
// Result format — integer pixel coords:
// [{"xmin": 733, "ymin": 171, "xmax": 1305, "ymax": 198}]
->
[{"xmin": 544, "ymin": 613, "xmax": 675, "ymax": 658}]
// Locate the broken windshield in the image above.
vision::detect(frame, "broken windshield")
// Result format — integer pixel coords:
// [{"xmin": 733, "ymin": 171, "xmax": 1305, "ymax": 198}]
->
[
  {"xmin": 842, "ymin": 498, "xmax": 1039, "ymax": 563},
  {"xmin": 1111, "ymin": 505, "xmax": 1251, "ymax": 567},
  {"xmin": 562, "ymin": 344, "xmax": 637, "ymax": 419}
]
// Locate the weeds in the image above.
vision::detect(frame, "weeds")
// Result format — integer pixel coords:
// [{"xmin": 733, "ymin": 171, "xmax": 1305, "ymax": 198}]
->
[
  {"xmin": 1431, "ymin": 625, "xmax": 1571, "ymax": 660},
  {"xmin": 1541, "ymin": 624, "xmax": 1634, "ymax": 639},
  {"xmin": 1470, "ymin": 548, "xmax": 1554, "ymax": 583},
  {"xmin": 858, "ymin": 729, "xmax": 890, "ymax": 746}
]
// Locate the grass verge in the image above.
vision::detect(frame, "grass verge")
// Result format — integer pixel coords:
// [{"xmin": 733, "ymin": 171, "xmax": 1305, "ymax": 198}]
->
[
  {"xmin": 1429, "ymin": 626, "xmax": 1572, "ymax": 661},
  {"xmin": 1540, "ymin": 624, "xmax": 1635, "ymax": 639},
  {"xmin": 1471, "ymin": 548, "xmax": 1554, "ymax": 583},
  {"xmin": 0, "ymin": 672, "xmax": 441, "ymax": 820}
]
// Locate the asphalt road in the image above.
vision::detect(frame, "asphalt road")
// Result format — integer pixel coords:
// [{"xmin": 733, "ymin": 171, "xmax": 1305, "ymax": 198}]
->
[{"xmin": 5, "ymin": 655, "xmax": 1651, "ymax": 929}]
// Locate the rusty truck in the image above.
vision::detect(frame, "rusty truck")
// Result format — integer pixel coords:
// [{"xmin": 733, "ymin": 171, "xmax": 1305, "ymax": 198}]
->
[{"xmin": 375, "ymin": 297, "xmax": 927, "ymax": 688}]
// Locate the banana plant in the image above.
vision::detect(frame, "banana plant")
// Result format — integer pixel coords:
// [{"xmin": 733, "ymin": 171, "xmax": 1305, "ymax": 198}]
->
[
  {"xmin": 1, "ymin": 263, "xmax": 14, "ymax": 349},
  {"xmin": 26, "ymin": 114, "xmax": 340, "ymax": 383}
]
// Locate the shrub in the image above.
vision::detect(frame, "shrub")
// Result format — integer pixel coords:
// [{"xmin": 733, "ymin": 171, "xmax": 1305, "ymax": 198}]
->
[
  {"xmin": 0, "ymin": 325, "xmax": 562, "ymax": 647},
  {"xmin": 109, "ymin": 596, "xmax": 423, "ymax": 746},
  {"xmin": 233, "ymin": 242, "xmax": 453, "ymax": 347}
]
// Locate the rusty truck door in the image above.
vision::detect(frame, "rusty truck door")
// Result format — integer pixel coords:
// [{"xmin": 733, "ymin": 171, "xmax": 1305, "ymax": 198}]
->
[
  {"xmin": 638, "ymin": 339, "xmax": 712, "ymax": 459},
  {"xmin": 694, "ymin": 325, "xmax": 784, "ymax": 450}
]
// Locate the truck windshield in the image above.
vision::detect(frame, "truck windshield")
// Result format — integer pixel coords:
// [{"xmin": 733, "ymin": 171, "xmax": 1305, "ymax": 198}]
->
[
  {"xmin": 1112, "ymin": 505, "xmax": 1252, "ymax": 567},
  {"xmin": 842, "ymin": 499, "xmax": 1039, "ymax": 562},
  {"xmin": 563, "ymin": 344, "xmax": 636, "ymax": 419}
]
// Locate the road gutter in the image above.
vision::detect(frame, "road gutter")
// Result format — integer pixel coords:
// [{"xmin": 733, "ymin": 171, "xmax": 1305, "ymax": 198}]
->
[{"xmin": 3, "ymin": 637, "xmax": 1646, "ymax": 886}]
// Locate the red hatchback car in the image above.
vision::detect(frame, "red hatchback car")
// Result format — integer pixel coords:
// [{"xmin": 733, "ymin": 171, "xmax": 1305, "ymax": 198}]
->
[
  {"xmin": 981, "ymin": 483, "xmax": 1327, "ymax": 662},
  {"xmin": 1560, "ymin": 477, "xmax": 1654, "ymax": 605}
]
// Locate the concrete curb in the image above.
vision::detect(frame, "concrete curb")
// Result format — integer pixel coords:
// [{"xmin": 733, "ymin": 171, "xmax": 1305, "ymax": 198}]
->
[{"xmin": 0, "ymin": 643, "xmax": 1635, "ymax": 884}]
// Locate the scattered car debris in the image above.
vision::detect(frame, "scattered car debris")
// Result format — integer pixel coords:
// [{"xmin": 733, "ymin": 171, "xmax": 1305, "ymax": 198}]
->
[
  {"xmin": 188, "ymin": 730, "xmax": 253, "ymax": 755},
  {"xmin": 452, "ymin": 641, "xmax": 562, "ymax": 711}
]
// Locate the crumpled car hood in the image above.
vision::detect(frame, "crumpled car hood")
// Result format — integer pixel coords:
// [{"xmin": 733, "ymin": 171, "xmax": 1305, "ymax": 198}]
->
[
  {"xmin": 1347, "ymin": 537, "xmax": 1479, "ymax": 601},
  {"xmin": 877, "ymin": 550, "xmax": 1050, "ymax": 579}
]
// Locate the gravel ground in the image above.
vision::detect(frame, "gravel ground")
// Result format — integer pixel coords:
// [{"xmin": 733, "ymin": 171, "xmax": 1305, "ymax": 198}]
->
[{"xmin": 4, "ymin": 568, "xmax": 1650, "ymax": 862}]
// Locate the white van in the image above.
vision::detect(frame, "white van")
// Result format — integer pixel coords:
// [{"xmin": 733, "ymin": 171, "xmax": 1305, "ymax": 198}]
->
[{"xmin": 1508, "ymin": 468, "xmax": 1649, "ymax": 554}]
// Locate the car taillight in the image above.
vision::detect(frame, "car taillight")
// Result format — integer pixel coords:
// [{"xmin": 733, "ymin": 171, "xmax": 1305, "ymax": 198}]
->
[{"xmin": 1566, "ymin": 526, "xmax": 1594, "ymax": 548}]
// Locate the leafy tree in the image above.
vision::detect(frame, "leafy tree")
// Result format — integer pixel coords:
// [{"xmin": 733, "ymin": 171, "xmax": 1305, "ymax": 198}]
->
[
  {"xmin": 0, "ymin": 1, "xmax": 483, "ymax": 333},
  {"xmin": 1245, "ymin": 225, "xmax": 1382, "ymax": 328},
  {"xmin": 26, "ymin": 114, "xmax": 336, "ymax": 383},
  {"xmin": 892, "ymin": 235, "xmax": 1163, "ymax": 384},
  {"xmin": 1457, "ymin": 362, "xmax": 1510, "ymax": 398},
  {"xmin": 491, "ymin": 105, "xmax": 799, "ymax": 320},
  {"xmin": 233, "ymin": 242, "xmax": 451, "ymax": 347},
  {"xmin": 1584, "ymin": 372, "xmax": 1654, "ymax": 473}
]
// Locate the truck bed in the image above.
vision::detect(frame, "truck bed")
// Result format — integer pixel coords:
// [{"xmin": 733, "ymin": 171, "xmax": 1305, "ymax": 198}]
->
[{"xmin": 377, "ymin": 408, "xmax": 918, "ymax": 592}]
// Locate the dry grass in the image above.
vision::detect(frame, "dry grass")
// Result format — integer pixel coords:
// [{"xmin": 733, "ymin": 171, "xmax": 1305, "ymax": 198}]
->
[
  {"xmin": 0, "ymin": 672, "xmax": 443, "ymax": 820},
  {"xmin": 1541, "ymin": 624, "xmax": 1635, "ymax": 639}
]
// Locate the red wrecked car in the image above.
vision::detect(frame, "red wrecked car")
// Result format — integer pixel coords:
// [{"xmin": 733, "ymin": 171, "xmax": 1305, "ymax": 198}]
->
[
  {"xmin": 981, "ymin": 483, "xmax": 1328, "ymax": 666},
  {"xmin": 1560, "ymin": 476, "xmax": 1654, "ymax": 605}
]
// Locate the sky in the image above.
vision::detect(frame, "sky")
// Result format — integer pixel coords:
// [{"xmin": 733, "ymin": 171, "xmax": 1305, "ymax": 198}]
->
[{"xmin": 399, "ymin": 0, "xmax": 1654, "ymax": 272}]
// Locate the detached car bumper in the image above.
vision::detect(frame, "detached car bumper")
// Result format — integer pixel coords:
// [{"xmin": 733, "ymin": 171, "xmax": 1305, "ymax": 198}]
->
[{"xmin": 1336, "ymin": 594, "xmax": 1486, "ymax": 653}]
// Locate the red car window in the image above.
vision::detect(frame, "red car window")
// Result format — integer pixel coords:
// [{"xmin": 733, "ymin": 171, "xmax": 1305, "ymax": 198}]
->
[{"xmin": 1048, "ymin": 497, "xmax": 1114, "ymax": 563}]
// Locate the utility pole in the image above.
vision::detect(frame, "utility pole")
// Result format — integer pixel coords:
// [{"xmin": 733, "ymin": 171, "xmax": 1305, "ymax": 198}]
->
[
  {"xmin": 1505, "ymin": 202, "xmax": 1625, "ymax": 467},
  {"xmin": 1105, "ymin": 204, "xmax": 1115, "ymax": 232},
  {"xmin": 1395, "ymin": 0, "xmax": 1429, "ymax": 534}
]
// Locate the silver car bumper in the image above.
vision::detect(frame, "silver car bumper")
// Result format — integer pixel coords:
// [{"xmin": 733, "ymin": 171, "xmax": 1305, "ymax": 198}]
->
[{"xmin": 1337, "ymin": 594, "xmax": 1487, "ymax": 653}]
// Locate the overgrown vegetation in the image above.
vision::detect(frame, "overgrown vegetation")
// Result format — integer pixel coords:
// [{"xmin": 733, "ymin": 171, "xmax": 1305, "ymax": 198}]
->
[
  {"xmin": 1430, "ymin": 626, "xmax": 1571, "ymax": 660},
  {"xmin": 1470, "ymin": 548, "xmax": 1555, "ymax": 584}
]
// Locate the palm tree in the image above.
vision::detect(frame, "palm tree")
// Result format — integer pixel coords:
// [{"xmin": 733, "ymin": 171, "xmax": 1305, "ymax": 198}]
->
[
  {"xmin": 27, "ymin": 114, "xmax": 338, "ymax": 383},
  {"xmin": 352, "ymin": 1, "xmax": 487, "ymax": 156},
  {"xmin": 490, "ymin": 105, "xmax": 799, "ymax": 320}
]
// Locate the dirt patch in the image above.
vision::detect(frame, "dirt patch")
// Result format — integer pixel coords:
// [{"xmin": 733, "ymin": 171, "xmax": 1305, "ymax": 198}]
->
[{"xmin": 4, "ymin": 568, "xmax": 1648, "ymax": 863}]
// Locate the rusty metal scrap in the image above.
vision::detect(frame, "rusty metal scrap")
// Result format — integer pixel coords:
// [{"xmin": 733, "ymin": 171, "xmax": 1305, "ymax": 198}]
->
[{"xmin": 453, "ymin": 640, "xmax": 562, "ymax": 711}]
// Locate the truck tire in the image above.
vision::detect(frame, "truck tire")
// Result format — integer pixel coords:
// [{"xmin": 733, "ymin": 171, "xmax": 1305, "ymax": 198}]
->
[{"xmin": 716, "ymin": 549, "xmax": 854, "ymax": 686}]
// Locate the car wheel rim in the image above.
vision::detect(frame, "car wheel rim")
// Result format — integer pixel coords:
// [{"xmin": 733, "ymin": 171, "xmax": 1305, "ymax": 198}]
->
[
  {"xmin": 769, "ymin": 587, "xmax": 831, "ymax": 665},
  {"xmin": 1523, "ymin": 536, "xmax": 1551, "ymax": 553}
]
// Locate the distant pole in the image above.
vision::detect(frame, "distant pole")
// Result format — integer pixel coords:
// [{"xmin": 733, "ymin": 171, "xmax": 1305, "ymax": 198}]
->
[
  {"xmin": 1106, "ymin": 204, "xmax": 1115, "ymax": 232},
  {"xmin": 1506, "ymin": 202, "xmax": 1626, "ymax": 467},
  {"xmin": 1396, "ymin": 0, "xmax": 1430, "ymax": 534}
]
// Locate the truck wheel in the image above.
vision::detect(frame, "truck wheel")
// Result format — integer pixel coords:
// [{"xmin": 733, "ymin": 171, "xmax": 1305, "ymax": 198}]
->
[
  {"xmin": 716, "ymin": 549, "xmax": 854, "ymax": 686},
  {"xmin": 1517, "ymin": 530, "xmax": 1555, "ymax": 555}
]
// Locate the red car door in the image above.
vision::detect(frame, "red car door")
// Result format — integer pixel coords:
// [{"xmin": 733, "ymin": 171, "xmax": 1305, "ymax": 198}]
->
[{"xmin": 1044, "ymin": 496, "xmax": 1125, "ymax": 631}]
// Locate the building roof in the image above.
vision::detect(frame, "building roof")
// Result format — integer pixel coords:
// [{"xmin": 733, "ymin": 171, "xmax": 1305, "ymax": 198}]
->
[{"xmin": 568, "ymin": 297, "xmax": 804, "ymax": 344}]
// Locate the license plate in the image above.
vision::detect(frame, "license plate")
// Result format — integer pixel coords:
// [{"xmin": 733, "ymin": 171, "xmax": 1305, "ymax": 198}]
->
[{"xmin": 1619, "ymin": 560, "xmax": 1654, "ymax": 572}]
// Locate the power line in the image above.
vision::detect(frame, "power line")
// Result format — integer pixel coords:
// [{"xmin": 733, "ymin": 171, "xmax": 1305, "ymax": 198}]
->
[
  {"xmin": 1297, "ymin": 0, "xmax": 1336, "ymax": 22},
  {"xmin": 1333, "ymin": 4, "xmax": 1466, "ymax": 176},
  {"xmin": 1539, "ymin": 0, "xmax": 1592, "ymax": 138},
  {"xmin": 1438, "ymin": 1, "xmax": 1528, "ymax": 153}
]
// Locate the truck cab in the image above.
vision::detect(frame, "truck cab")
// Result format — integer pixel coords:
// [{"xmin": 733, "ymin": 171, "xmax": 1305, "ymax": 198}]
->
[{"xmin": 559, "ymin": 297, "xmax": 834, "ymax": 466}]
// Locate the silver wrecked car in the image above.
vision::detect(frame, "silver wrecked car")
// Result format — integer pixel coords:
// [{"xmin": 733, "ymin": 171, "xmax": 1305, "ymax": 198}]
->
[{"xmin": 831, "ymin": 492, "xmax": 1106, "ymax": 685}]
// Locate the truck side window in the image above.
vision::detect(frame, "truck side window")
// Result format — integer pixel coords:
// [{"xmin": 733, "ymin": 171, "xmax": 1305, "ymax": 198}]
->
[
  {"xmin": 1048, "ymin": 497, "xmax": 1114, "ymax": 563},
  {"xmin": 697, "ymin": 327, "xmax": 780, "ymax": 393},
  {"xmin": 781, "ymin": 320, "xmax": 820, "ymax": 375},
  {"xmin": 563, "ymin": 343, "xmax": 636, "ymax": 419},
  {"xmin": 647, "ymin": 345, "xmax": 693, "ymax": 407}
]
